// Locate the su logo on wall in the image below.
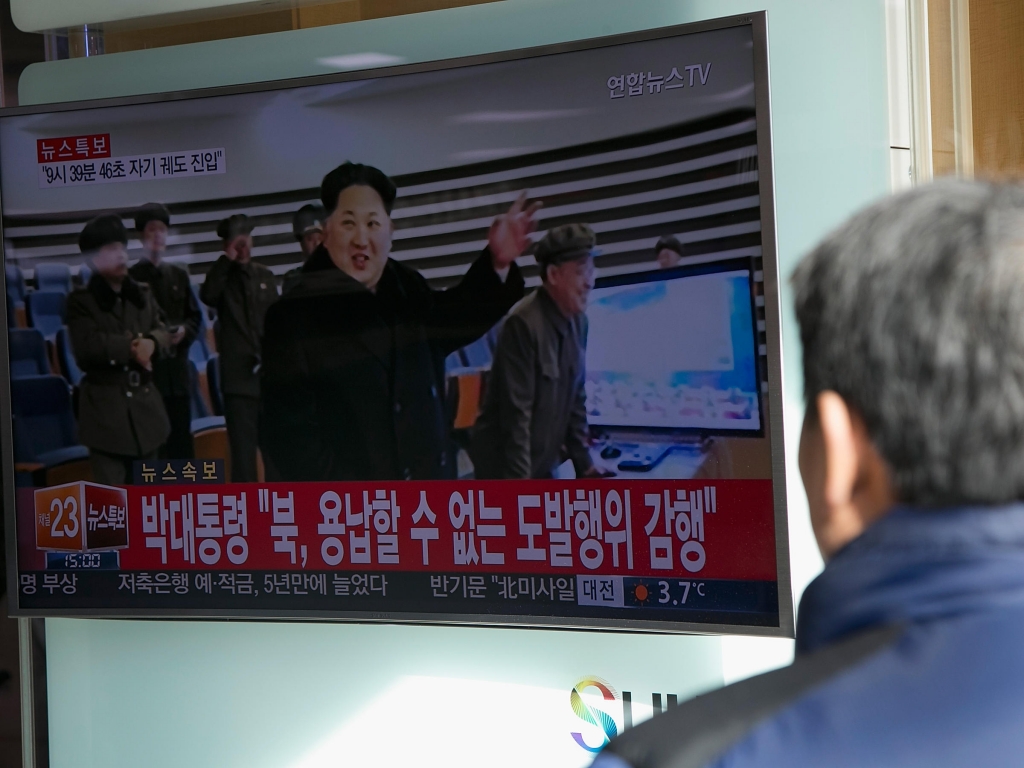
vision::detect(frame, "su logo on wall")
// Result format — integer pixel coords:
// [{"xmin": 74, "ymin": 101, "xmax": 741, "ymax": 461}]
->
[{"xmin": 570, "ymin": 676, "xmax": 681, "ymax": 753}]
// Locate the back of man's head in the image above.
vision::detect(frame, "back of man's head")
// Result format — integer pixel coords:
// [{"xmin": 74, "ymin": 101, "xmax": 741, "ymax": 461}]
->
[{"xmin": 793, "ymin": 180, "xmax": 1024, "ymax": 507}]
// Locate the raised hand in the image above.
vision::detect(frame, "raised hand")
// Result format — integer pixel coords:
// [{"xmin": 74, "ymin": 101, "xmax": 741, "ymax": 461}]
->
[{"xmin": 488, "ymin": 191, "xmax": 543, "ymax": 270}]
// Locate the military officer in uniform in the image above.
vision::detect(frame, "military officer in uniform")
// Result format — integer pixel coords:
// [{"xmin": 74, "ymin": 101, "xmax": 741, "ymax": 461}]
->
[
  {"xmin": 128, "ymin": 203, "xmax": 202, "ymax": 459},
  {"xmin": 68, "ymin": 214, "xmax": 172, "ymax": 484},
  {"xmin": 260, "ymin": 161, "xmax": 535, "ymax": 481},
  {"xmin": 294, "ymin": 203, "xmax": 325, "ymax": 257},
  {"xmin": 200, "ymin": 214, "xmax": 278, "ymax": 482},
  {"xmin": 281, "ymin": 203, "xmax": 326, "ymax": 294},
  {"xmin": 472, "ymin": 223, "xmax": 606, "ymax": 479},
  {"xmin": 655, "ymin": 234, "xmax": 686, "ymax": 269}
]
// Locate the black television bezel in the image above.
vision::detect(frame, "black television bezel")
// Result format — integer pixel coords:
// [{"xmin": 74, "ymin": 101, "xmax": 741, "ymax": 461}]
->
[{"xmin": 0, "ymin": 11, "xmax": 794, "ymax": 638}]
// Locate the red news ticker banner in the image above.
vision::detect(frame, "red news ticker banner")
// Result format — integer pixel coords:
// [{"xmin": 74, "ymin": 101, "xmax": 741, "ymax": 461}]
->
[
  {"xmin": 24, "ymin": 479, "xmax": 777, "ymax": 581},
  {"xmin": 36, "ymin": 134, "xmax": 111, "ymax": 163}
]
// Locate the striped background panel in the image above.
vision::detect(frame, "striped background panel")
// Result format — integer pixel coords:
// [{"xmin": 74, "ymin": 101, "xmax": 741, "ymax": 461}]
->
[{"xmin": 2, "ymin": 108, "xmax": 762, "ymax": 292}]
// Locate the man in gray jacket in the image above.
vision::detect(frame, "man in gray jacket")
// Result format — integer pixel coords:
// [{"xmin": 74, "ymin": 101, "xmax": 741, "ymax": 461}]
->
[{"xmin": 472, "ymin": 223, "xmax": 603, "ymax": 479}]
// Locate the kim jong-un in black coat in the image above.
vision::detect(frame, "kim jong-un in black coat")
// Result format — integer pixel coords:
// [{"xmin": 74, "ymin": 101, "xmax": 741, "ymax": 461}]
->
[{"xmin": 259, "ymin": 162, "xmax": 538, "ymax": 481}]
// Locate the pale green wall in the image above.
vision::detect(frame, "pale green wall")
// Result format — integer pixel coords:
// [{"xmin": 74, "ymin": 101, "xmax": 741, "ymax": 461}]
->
[{"xmin": 32, "ymin": 1, "xmax": 890, "ymax": 765}]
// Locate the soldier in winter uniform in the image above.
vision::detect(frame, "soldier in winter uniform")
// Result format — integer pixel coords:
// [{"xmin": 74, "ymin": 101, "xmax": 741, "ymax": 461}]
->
[
  {"xmin": 200, "ymin": 214, "xmax": 278, "ymax": 482},
  {"xmin": 128, "ymin": 202, "xmax": 202, "ymax": 459},
  {"xmin": 68, "ymin": 214, "xmax": 172, "ymax": 484}
]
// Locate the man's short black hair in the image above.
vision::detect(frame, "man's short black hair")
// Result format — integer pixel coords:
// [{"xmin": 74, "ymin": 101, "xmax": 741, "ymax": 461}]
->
[
  {"xmin": 321, "ymin": 162, "xmax": 397, "ymax": 215},
  {"xmin": 792, "ymin": 180, "xmax": 1024, "ymax": 507},
  {"xmin": 79, "ymin": 214, "xmax": 128, "ymax": 253},
  {"xmin": 655, "ymin": 235, "xmax": 684, "ymax": 257},
  {"xmin": 134, "ymin": 202, "xmax": 170, "ymax": 232}
]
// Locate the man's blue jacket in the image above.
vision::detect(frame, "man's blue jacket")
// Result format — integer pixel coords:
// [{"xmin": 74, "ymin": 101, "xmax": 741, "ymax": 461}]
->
[{"xmin": 593, "ymin": 505, "xmax": 1024, "ymax": 767}]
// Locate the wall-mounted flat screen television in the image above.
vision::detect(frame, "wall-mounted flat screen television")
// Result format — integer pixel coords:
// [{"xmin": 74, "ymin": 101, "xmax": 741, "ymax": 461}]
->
[{"xmin": 2, "ymin": 12, "xmax": 792, "ymax": 635}]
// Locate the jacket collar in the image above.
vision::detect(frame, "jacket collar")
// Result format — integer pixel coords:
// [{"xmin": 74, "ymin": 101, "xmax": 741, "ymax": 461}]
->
[
  {"xmin": 301, "ymin": 245, "xmax": 334, "ymax": 274},
  {"xmin": 796, "ymin": 504, "xmax": 1024, "ymax": 654},
  {"xmin": 131, "ymin": 257, "xmax": 164, "ymax": 278},
  {"xmin": 88, "ymin": 272, "xmax": 145, "ymax": 311},
  {"xmin": 294, "ymin": 245, "xmax": 404, "ymax": 303}
]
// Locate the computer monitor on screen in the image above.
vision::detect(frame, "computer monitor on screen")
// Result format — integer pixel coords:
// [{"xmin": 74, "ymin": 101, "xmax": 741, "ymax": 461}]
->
[{"xmin": 585, "ymin": 258, "xmax": 763, "ymax": 441}]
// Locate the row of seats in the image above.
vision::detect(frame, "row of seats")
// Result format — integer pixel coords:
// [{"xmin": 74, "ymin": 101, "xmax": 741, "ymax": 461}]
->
[
  {"xmin": 8, "ymin": 262, "xmax": 215, "ymax": 358},
  {"xmin": 11, "ymin": 375, "xmax": 90, "ymax": 482},
  {"xmin": 6, "ymin": 261, "xmax": 85, "ymax": 299},
  {"xmin": 11, "ymin": 353, "xmax": 226, "ymax": 485},
  {"xmin": 8, "ymin": 327, "xmax": 75, "ymax": 380},
  {"xmin": 8, "ymin": 325, "xmax": 222, "ymax": 402}
]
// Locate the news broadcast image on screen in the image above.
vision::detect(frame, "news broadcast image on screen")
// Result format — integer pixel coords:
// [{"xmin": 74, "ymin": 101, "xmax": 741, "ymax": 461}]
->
[{"xmin": 1, "ymin": 17, "xmax": 792, "ymax": 634}]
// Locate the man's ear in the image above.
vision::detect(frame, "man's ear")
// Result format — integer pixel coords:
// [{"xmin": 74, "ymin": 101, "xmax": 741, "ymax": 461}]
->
[
  {"xmin": 818, "ymin": 391, "xmax": 859, "ymax": 514},
  {"xmin": 813, "ymin": 391, "xmax": 895, "ymax": 559}
]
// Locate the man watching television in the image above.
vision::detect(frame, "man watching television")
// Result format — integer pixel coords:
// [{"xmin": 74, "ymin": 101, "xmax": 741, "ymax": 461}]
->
[{"xmin": 592, "ymin": 180, "xmax": 1024, "ymax": 767}]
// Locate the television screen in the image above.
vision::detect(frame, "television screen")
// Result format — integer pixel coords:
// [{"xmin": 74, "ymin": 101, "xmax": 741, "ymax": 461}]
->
[
  {"xmin": 2, "ymin": 13, "xmax": 791, "ymax": 634},
  {"xmin": 586, "ymin": 262, "xmax": 761, "ymax": 433}
]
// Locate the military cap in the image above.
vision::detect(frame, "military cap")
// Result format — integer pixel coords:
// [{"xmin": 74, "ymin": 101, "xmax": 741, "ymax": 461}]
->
[
  {"xmin": 293, "ymin": 204, "xmax": 326, "ymax": 239},
  {"xmin": 535, "ymin": 223, "xmax": 597, "ymax": 269},
  {"xmin": 216, "ymin": 213, "xmax": 253, "ymax": 241},
  {"xmin": 134, "ymin": 202, "xmax": 170, "ymax": 232},
  {"xmin": 79, "ymin": 214, "xmax": 128, "ymax": 253},
  {"xmin": 655, "ymin": 234, "xmax": 685, "ymax": 258}
]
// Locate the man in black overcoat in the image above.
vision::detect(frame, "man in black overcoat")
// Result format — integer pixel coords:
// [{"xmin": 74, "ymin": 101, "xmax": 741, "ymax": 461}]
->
[
  {"xmin": 259, "ymin": 162, "xmax": 537, "ymax": 481},
  {"xmin": 200, "ymin": 214, "xmax": 279, "ymax": 482},
  {"xmin": 68, "ymin": 215, "xmax": 172, "ymax": 484},
  {"xmin": 128, "ymin": 203, "xmax": 202, "ymax": 459}
]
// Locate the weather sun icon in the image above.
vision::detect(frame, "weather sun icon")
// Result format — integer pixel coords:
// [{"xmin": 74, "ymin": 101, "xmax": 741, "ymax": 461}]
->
[{"xmin": 631, "ymin": 582, "xmax": 652, "ymax": 604}]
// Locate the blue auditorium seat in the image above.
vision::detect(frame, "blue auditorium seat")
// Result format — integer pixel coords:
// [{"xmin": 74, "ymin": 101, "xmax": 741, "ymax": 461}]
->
[
  {"xmin": 26, "ymin": 290, "xmax": 66, "ymax": 341},
  {"xmin": 34, "ymin": 262, "xmax": 72, "ymax": 294},
  {"xmin": 206, "ymin": 354, "xmax": 224, "ymax": 416},
  {"xmin": 187, "ymin": 357, "xmax": 224, "ymax": 431},
  {"xmin": 446, "ymin": 320, "xmax": 505, "ymax": 373},
  {"xmin": 8, "ymin": 328, "xmax": 49, "ymax": 378},
  {"xmin": 10, "ymin": 374, "xmax": 89, "ymax": 477},
  {"xmin": 188, "ymin": 282, "xmax": 213, "ymax": 368},
  {"xmin": 189, "ymin": 358, "xmax": 208, "ymax": 419},
  {"xmin": 55, "ymin": 326, "xmax": 83, "ymax": 386},
  {"xmin": 6, "ymin": 262, "xmax": 26, "ymax": 309},
  {"xmin": 78, "ymin": 263, "xmax": 92, "ymax": 286}
]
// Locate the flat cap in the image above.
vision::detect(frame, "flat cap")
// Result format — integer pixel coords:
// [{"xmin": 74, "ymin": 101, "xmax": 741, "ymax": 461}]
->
[
  {"xmin": 535, "ymin": 223, "xmax": 596, "ymax": 268},
  {"xmin": 216, "ymin": 214, "xmax": 253, "ymax": 241}
]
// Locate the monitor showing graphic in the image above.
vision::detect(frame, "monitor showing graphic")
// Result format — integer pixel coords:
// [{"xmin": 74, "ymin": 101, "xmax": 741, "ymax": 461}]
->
[{"xmin": 586, "ymin": 263, "xmax": 761, "ymax": 432}]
